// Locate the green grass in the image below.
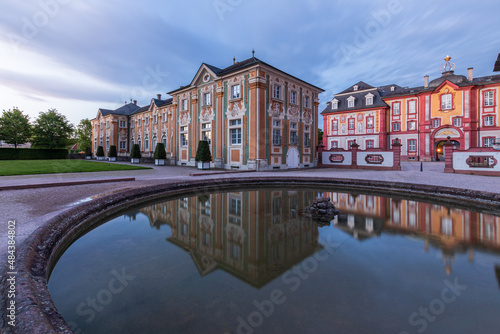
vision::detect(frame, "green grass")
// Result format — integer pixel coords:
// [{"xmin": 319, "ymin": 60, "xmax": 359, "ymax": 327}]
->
[{"xmin": 0, "ymin": 160, "xmax": 152, "ymax": 176}]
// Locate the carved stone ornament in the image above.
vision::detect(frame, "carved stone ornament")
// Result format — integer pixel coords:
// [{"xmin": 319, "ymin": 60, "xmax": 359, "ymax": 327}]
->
[
  {"xmin": 288, "ymin": 106, "xmax": 300, "ymax": 121},
  {"xmin": 269, "ymin": 102, "xmax": 282, "ymax": 118},
  {"xmin": 180, "ymin": 111, "xmax": 190, "ymax": 125},
  {"xmin": 200, "ymin": 108, "xmax": 214, "ymax": 122},
  {"xmin": 226, "ymin": 225, "xmax": 246, "ymax": 243}
]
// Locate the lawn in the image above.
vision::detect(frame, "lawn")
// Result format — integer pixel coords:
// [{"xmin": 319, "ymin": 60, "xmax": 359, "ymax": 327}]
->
[{"xmin": 0, "ymin": 160, "xmax": 152, "ymax": 176}]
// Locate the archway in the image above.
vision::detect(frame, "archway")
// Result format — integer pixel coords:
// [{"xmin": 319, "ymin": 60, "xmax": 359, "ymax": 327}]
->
[
  {"xmin": 435, "ymin": 140, "xmax": 460, "ymax": 161},
  {"xmin": 286, "ymin": 147, "xmax": 299, "ymax": 168}
]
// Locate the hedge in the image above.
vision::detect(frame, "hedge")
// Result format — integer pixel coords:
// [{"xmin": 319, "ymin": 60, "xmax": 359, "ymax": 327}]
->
[{"xmin": 0, "ymin": 148, "xmax": 68, "ymax": 160}]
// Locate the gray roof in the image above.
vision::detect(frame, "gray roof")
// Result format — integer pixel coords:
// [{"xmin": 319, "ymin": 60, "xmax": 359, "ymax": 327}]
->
[
  {"xmin": 153, "ymin": 98, "xmax": 173, "ymax": 108},
  {"xmin": 321, "ymin": 83, "xmax": 388, "ymax": 114},
  {"xmin": 338, "ymin": 81, "xmax": 375, "ymax": 94},
  {"xmin": 169, "ymin": 56, "xmax": 324, "ymax": 94},
  {"xmin": 100, "ymin": 103, "xmax": 140, "ymax": 116},
  {"xmin": 494, "ymin": 53, "xmax": 500, "ymax": 72}
]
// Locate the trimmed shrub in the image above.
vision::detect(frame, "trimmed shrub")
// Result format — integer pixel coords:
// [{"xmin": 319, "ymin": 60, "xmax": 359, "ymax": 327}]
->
[
  {"xmin": 195, "ymin": 140, "xmax": 212, "ymax": 162},
  {"xmin": 0, "ymin": 148, "xmax": 68, "ymax": 160},
  {"xmin": 154, "ymin": 143, "xmax": 167, "ymax": 159},
  {"xmin": 130, "ymin": 144, "xmax": 141, "ymax": 159},
  {"xmin": 108, "ymin": 145, "xmax": 117, "ymax": 158},
  {"xmin": 85, "ymin": 147, "xmax": 92, "ymax": 157},
  {"xmin": 96, "ymin": 146, "xmax": 105, "ymax": 157}
]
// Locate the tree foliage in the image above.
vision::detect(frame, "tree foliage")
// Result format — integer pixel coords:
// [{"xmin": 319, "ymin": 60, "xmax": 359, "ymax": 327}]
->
[
  {"xmin": 195, "ymin": 140, "xmax": 212, "ymax": 162},
  {"xmin": 0, "ymin": 108, "xmax": 31, "ymax": 148},
  {"xmin": 317, "ymin": 128, "xmax": 323, "ymax": 144},
  {"xmin": 130, "ymin": 144, "xmax": 141, "ymax": 159},
  {"xmin": 154, "ymin": 143, "xmax": 166, "ymax": 159},
  {"xmin": 76, "ymin": 118, "xmax": 92, "ymax": 151},
  {"xmin": 96, "ymin": 146, "xmax": 105, "ymax": 157},
  {"xmin": 32, "ymin": 109, "xmax": 74, "ymax": 149},
  {"xmin": 108, "ymin": 145, "xmax": 117, "ymax": 158}
]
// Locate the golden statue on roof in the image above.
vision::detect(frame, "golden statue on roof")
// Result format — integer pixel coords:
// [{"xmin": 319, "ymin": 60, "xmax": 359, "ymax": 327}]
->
[{"xmin": 442, "ymin": 55, "xmax": 456, "ymax": 73}]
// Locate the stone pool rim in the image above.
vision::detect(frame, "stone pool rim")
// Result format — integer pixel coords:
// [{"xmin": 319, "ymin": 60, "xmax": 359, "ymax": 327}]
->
[{"xmin": 2, "ymin": 176, "xmax": 500, "ymax": 333}]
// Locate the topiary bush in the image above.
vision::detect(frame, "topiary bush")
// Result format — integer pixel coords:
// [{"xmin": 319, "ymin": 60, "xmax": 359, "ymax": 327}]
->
[
  {"xmin": 108, "ymin": 145, "xmax": 117, "ymax": 158},
  {"xmin": 85, "ymin": 147, "xmax": 92, "ymax": 157},
  {"xmin": 96, "ymin": 146, "xmax": 105, "ymax": 157},
  {"xmin": 195, "ymin": 140, "xmax": 212, "ymax": 162},
  {"xmin": 130, "ymin": 144, "xmax": 141, "ymax": 159},
  {"xmin": 154, "ymin": 143, "xmax": 166, "ymax": 159}
]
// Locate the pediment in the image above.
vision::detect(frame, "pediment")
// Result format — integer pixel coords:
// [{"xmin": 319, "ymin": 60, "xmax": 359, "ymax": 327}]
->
[{"xmin": 190, "ymin": 64, "xmax": 219, "ymax": 87}]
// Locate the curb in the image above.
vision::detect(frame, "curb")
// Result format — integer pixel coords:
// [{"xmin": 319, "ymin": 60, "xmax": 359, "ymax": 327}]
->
[{"xmin": 0, "ymin": 177, "xmax": 136, "ymax": 191}]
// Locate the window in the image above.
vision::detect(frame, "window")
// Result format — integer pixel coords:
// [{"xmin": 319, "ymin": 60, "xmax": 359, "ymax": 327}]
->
[
  {"xmin": 348, "ymin": 118, "xmax": 355, "ymax": 129},
  {"xmin": 138, "ymin": 119, "xmax": 142, "ymax": 127},
  {"xmin": 408, "ymin": 100, "xmax": 416, "ymax": 114},
  {"xmin": 180, "ymin": 126, "xmax": 188, "ymax": 146},
  {"xmin": 441, "ymin": 94, "xmax": 452, "ymax": 110},
  {"xmin": 273, "ymin": 120, "xmax": 281, "ymax": 127},
  {"xmin": 408, "ymin": 121, "xmax": 416, "ymax": 131},
  {"xmin": 154, "ymin": 115, "xmax": 157, "ymax": 124},
  {"xmin": 366, "ymin": 117, "xmax": 374, "ymax": 128},
  {"xmin": 145, "ymin": 117, "xmax": 150, "ymax": 126},
  {"xmin": 453, "ymin": 117, "xmax": 461, "ymax": 127},
  {"xmin": 162, "ymin": 113, "xmax": 166, "ymax": 122},
  {"xmin": 273, "ymin": 85, "xmax": 281, "ymax": 99},
  {"xmin": 290, "ymin": 123, "xmax": 297, "ymax": 145},
  {"xmin": 119, "ymin": 141, "xmax": 126, "ymax": 150},
  {"xmin": 181, "ymin": 99, "xmax": 188, "ymax": 111},
  {"xmin": 331, "ymin": 141, "xmax": 338, "ymax": 148},
  {"xmin": 203, "ymin": 92, "xmax": 211, "ymax": 106},
  {"xmin": 229, "ymin": 119, "xmax": 242, "ymax": 145},
  {"xmin": 201, "ymin": 123, "xmax": 212, "ymax": 144},
  {"xmin": 332, "ymin": 120, "xmax": 338, "ymax": 130},
  {"xmin": 305, "ymin": 96, "xmax": 310, "ymax": 108},
  {"xmin": 353, "ymin": 85, "xmax": 358, "ymax": 91},
  {"xmin": 358, "ymin": 122, "xmax": 363, "ymax": 133},
  {"xmin": 484, "ymin": 137, "xmax": 496, "ymax": 147},
  {"xmin": 348, "ymin": 140, "xmax": 355, "ymax": 150},
  {"xmin": 332, "ymin": 99, "xmax": 338, "ymax": 109},
  {"xmin": 347, "ymin": 97, "xmax": 355, "ymax": 108},
  {"xmin": 229, "ymin": 198, "xmax": 242, "ymax": 215},
  {"xmin": 231, "ymin": 85, "xmax": 241, "ymax": 99},
  {"xmin": 131, "ymin": 120, "xmax": 135, "ymax": 128},
  {"xmin": 392, "ymin": 102, "xmax": 400, "ymax": 115},
  {"xmin": 145, "ymin": 137, "xmax": 149, "ymax": 150},
  {"xmin": 162, "ymin": 136, "xmax": 167, "ymax": 147},
  {"xmin": 304, "ymin": 133, "xmax": 310, "ymax": 146},
  {"xmin": 290, "ymin": 91, "xmax": 297, "ymax": 104},
  {"xmin": 106, "ymin": 121, "xmax": 109, "ymax": 128},
  {"xmin": 432, "ymin": 119, "xmax": 440, "ymax": 128},
  {"xmin": 484, "ymin": 116, "xmax": 495, "ymax": 126},
  {"xmin": 273, "ymin": 129, "xmax": 281, "ymax": 145},
  {"xmin": 119, "ymin": 120, "xmax": 126, "ymax": 128},
  {"xmin": 366, "ymin": 95, "xmax": 373, "ymax": 105},
  {"xmin": 366, "ymin": 140, "xmax": 374, "ymax": 148},
  {"xmin": 393, "ymin": 122, "xmax": 400, "ymax": 131},
  {"xmin": 441, "ymin": 217, "xmax": 453, "ymax": 236},
  {"xmin": 408, "ymin": 139, "xmax": 416, "ymax": 152},
  {"xmin": 484, "ymin": 91, "xmax": 494, "ymax": 106}
]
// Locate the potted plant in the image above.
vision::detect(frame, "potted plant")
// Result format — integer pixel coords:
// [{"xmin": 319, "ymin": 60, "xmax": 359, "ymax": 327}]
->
[
  {"xmin": 96, "ymin": 146, "xmax": 105, "ymax": 160},
  {"xmin": 154, "ymin": 142, "xmax": 166, "ymax": 166},
  {"xmin": 108, "ymin": 145, "xmax": 117, "ymax": 162},
  {"xmin": 130, "ymin": 144, "xmax": 141, "ymax": 164},
  {"xmin": 85, "ymin": 147, "xmax": 92, "ymax": 160},
  {"xmin": 196, "ymin": 140, "xmax": 212, "ymax": 170}
]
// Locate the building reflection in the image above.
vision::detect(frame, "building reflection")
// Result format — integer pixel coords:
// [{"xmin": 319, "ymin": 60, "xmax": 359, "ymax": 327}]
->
[
  {"xmin": 137, "ymin": 189, "xmax": 322, "ymax": 288},
  {"xmin": 324, "ymin": 191, "xmax": 500, "ymax": 276},
  {"xmin": 131, "ymin": 189, "xmax": 500, "ymax": 287}
]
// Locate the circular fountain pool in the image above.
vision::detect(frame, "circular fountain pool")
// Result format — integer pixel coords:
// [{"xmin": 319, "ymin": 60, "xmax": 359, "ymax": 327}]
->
[{"xmin": 47, "ymin": 187, "xmax": 500, "ymax": 334}]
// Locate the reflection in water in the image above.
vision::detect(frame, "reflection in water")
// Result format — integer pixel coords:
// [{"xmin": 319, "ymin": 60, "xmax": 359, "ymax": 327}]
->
[
  {"xmin": 133, "ymin": 189, "xmax": 321, "ymax": 287},
  {"xmin": 134, "ymin": 190, "xmax": 500, "ymax": 284},
  {"xmin": 48, "ymin": 189, "xmax": 500, "ymax": 334}
]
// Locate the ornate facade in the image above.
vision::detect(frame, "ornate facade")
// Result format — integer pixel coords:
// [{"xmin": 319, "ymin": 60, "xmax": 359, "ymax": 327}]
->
[
  {"xmin": 91, "ymin": 56, "xmax": 323, "ymax": 170},
  {"xmin": 321, "ymin": 56, "xmax": 500, "ymax": 161}
]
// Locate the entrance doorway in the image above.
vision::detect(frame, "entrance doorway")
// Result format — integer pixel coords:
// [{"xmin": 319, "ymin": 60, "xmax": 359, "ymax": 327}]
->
[
  {"xmin": 286, "ymin": 147, "xmax": 299, "ymax": 168},
  {"xmin": 435, "ymin": 140, "xmax": 460, "ymax": 161}
]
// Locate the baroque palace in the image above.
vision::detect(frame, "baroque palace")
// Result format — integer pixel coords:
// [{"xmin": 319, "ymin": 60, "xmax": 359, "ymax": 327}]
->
[
  {"xmin": 321, "ymin": 56, "xmax": 500, "ymax": 161},
  {"xmin": 91, "ymin": 56, "xmax": 323, "ymax": 170}
]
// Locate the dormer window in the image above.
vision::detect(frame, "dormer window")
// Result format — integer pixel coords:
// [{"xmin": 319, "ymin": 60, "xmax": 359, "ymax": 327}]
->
[
  {"xmin": 365, "ymin": 93, "xmax": 374, "ymax": 105},
  {"xmin": 347, "ymin": 96, "xmax": 355, "ymax": 108},
  {"xmin": 353, "ymin": 85, "xmax": 358, "ymax": 91},
  {"xmin": 332, "ymin": 98, "xmax": 339, "ymax": 109},
  {"xmin": 391, "ymin": 86, "xmax": 395, "ymax": 92}
]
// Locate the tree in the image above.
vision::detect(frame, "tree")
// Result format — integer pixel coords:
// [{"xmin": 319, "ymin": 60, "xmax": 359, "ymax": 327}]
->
[
  {"xmin": 32, "ymin": 109, "xmax": 74, "ymax": 149},
  {"xmin": 317, "ymin": 128, "xmax": 323, "ymax": 145},
  {"xmin": 196, "ymin": 140, "xmax": 212, "ymax": 162},
  {"xmin": 76, "ymin": 118, "xmax": 92, "ymax": 151},
  {"xmin": 0, "ymin": 108, "xmax": 31, "ymax": 148}
]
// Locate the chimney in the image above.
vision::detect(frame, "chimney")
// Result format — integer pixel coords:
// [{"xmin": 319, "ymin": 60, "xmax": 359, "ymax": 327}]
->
[
  {"xmin": 133, "ymin": 100, "xmax": 137, "ymax": 105},
  {"xmin": 157, "ymin": 94, "xmax": 162, "ymax": 100},
  {"xmin": 424, "ymin": 75, "xmax": 429, "ymax": 88},
  {"xmin": 233, "ymin": 57, "xmax": 236, "ymax": 64},
  {"xmin": 468, "ymin": 67, "xmax": 473, "ymax": 81}
]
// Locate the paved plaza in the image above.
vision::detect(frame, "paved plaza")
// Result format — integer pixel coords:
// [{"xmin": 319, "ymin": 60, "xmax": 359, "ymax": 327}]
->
[{"xmin": 1, "ymin": 161, "xmax": 499, "ymax": 273}]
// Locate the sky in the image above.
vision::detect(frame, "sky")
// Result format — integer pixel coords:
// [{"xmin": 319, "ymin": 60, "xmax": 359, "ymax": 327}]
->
[{"xmin": 1, "ymin": 0, "xmax": 499, "ymax": 129}]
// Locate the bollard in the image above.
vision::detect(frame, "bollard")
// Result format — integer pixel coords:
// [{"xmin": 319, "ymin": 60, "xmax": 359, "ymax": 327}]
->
[{"xmin": 420, "ymin": 162, "xmax": 423, "ymax": 172}]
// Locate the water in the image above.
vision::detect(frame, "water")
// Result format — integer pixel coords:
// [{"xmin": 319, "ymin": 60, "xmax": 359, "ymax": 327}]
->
[{"xmin": 48, "ymin": 189, "xmax": 500, "ymax": 334}]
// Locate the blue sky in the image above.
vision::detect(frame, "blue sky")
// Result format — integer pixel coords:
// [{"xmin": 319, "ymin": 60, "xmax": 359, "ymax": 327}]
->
[{"xmin": 1, "ymin": 0, "xmax": 499, "ymax": 128}]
